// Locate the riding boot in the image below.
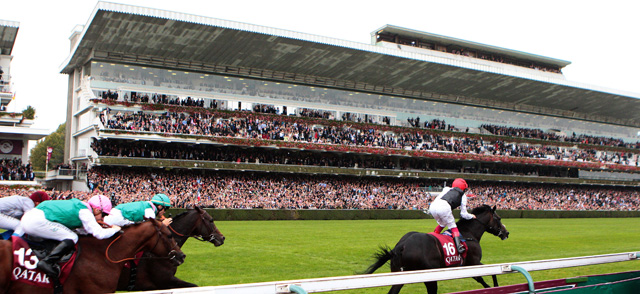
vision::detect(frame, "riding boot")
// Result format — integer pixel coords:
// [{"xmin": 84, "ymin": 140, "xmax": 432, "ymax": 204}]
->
[
  {"xmin": 37, "ymin": 239, "xmax": 75, "ymax": 278},
  {"xmin": 453, "ymin": 236, "xmax": 465, "ymax": 254}
]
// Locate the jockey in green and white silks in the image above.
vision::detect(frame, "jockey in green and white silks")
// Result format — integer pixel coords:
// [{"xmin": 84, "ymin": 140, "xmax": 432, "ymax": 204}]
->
[
  {"xmin": 20, "ymin": 195, "xmax": 121, "ymax": 278},
  {"xmin": 104, "ymin": 193, "xmax": 173, "ymax": 226}
]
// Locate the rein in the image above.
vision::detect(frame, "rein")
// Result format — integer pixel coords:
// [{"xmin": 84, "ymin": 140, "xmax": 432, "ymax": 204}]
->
[
  {"xmin": 105, "ymin": 224, "xmax": 179, "ymax": 264},
  {"xmin": 168, "ymin": 224, "xmax": 185, "ymax": 237}
]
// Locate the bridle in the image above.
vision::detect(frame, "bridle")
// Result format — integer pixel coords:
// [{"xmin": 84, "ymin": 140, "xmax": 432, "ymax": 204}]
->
[
  {"xmin": 106, "ymin": 222, "xmax": 182, "ymax": 264},
  {"xmin": 473, "ymin": 211, "xmax": 503, "ymax": 237},
  {"xmin": 168, "ymin": 209, "xmax": 219, "ymax": 243}
]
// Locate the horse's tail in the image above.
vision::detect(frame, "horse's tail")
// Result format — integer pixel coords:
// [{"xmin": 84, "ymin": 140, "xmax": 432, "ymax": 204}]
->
[{"xmin": 360, "ymin": 245, "xmax": 394, "ymax": 274}]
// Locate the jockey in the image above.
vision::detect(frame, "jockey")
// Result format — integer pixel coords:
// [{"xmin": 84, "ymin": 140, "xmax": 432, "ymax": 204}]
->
[
  {"xmin": 0, "ymin": 191, "xmax": 50, "ymax": 236},
  {"xmin": 20, "ymin": 195, "xmax": 121, "ymax": 278},
  {"xmin": 104, "ymin": 193, "xmax": 173, "ymax": 226},
  {"xmin": 428, "ymin": 178, "xmax": 476, "ymax": 254}
]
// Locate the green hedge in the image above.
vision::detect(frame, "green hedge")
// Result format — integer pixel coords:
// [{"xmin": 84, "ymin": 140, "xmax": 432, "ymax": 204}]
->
[{"xmin": 166, "ymin": 208, "xmax": 640, "ymax": 221}]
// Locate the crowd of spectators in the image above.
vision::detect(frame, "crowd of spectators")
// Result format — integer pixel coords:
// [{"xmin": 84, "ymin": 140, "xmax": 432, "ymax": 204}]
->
[
  {"xmin": 99, "ymin": 110, "xmax": 638, "ymax": 168},
  {"xmin": 482, "ymin": 124, "xmax": 639, "ymax": 149},
  {"xmin": 408, "ymin": 117, "xmax": 452, "ymax": 130},
  {"xmin": 63, "ymin": 167, "xmax": 640, "ymax": 211},
  {"xmin": 91, "ymin": 138, "xmax": 568, "ymax": 177},
  {"xmin": 299, "ymin": 108, "xmax": 332, "ymax": 120},
  {"xmin": 94, "ymin": 92, "xmax": 639, "ymax": 152},
  {"xmin": 2, "ymin": 164, "xmax": 637, "ymax": 212},
  {"xmin": 0, "ymin": 158, "xmax": 35, "ymax": 181}
]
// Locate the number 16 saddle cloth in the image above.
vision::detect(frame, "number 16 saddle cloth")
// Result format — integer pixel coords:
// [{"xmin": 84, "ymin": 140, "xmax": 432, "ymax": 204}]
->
[{"xmin": 428, "ymin": 232, "xmax": 468, "ymax": 266}]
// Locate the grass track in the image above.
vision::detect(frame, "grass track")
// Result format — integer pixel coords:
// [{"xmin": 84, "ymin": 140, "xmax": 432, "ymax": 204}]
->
[{"xmin": 174, "ymin": 218, "xmax": 640, "ymax": 293}]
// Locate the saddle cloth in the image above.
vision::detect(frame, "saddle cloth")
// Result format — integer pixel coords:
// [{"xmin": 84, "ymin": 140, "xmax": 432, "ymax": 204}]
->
[
  {"xmin": 11, "ymin": 236, "xmax": 77, "ymax": 288},
  {"xmin": 428, "ymin": 232, "xmax": 468, "ymax": 266}
]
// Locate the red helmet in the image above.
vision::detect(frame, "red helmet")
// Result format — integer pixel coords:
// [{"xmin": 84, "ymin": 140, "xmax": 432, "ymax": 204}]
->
[
  {"xmin": 29, "ymin": 191, "xmax": 50, "ymax": 204},
  {"xmin": 452, "ymin": 178, "xmax": 468, "ymax": 191}
]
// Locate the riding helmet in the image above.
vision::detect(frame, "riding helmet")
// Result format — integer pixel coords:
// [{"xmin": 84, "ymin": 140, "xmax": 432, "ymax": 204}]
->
[
  {"xmin": 29, "ymin": 191, "xmax": 50, "ymax": 204},
  {"xmin": 151, "ymin": 193, "xmax": 172, "ymax": 208},
  {"xmin": 452, "ymin": 178, "xmax": 468, "ymax": 191}
]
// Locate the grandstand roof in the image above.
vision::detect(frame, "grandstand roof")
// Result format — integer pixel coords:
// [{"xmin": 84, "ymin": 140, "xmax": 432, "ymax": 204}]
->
[
  {"xmin": 61, "ymin": 2, "xmax": 640, "ymax": 127},
  {"xmin": 371, "ymin": 25, "xmax": 572, "ymax": 68},
  {"xmin": 0, "ymin": 20, "xmax": 19, "ymax": 56}
]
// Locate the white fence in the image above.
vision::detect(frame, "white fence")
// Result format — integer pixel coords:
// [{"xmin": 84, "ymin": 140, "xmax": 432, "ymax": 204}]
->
[{"xmin": 133, "ymin": 251, "xmax": 639, "ymax": 294}]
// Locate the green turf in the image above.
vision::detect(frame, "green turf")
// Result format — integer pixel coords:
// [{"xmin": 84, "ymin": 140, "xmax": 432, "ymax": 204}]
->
[{"xmin": 174, "ymin": 218, "xmax": 640, "ymax": 293}]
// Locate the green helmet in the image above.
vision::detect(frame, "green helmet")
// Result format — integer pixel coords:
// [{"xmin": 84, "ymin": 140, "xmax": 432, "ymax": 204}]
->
[{"xmin": 151, "ymin": 193, "xmax": 171, "ymax": 208}]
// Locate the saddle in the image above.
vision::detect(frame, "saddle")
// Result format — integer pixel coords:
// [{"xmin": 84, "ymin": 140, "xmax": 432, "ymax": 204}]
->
[
  {"xmin": 10, "ymin": 236, "xmax": 78, "ymax": 288},
  {"xmin": 428, "ymin": 232, "xmax": 468, "ymax": 266}
]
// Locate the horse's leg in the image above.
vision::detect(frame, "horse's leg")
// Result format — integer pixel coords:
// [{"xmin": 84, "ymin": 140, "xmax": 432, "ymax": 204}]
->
[
  {"xmin": 492, "ymin": 274, "xmax": 499, "ymax": 287},
  {"xmin": 425, "ymin": 281, "xmax": 437, "ymax": 294},
  {"xmin": 132, "ymin": 260, "xmax": 196, "ymax": 290},
  {"xmin": 472, "ymin": 276, "xmax": 491, "ymax": 288},
  {"xmin": 388, "ymin": 284, "xmax": 404, "ymax": 294}
]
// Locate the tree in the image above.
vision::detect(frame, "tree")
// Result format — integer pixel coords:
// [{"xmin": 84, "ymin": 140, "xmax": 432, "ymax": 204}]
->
[
  {"xmin": 22, "ymin": 105, "xmax": 36, "ymax": 119},
  {"xmin": 30, "ymin": 123, "xmax": 65, "ymax": 171}
]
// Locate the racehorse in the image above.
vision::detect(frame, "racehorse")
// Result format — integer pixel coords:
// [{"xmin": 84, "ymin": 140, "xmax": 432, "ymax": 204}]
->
[
  {"xmin": 117, "ymin": 206, "xmax": 225, "ymax": 290},
  {"xmin": 0, "ymin": 218, "xmax": 185, "ymax": 294},
  {"xmin": 363, "ymin": 205, "xmax": 509, "ymax": 294}
]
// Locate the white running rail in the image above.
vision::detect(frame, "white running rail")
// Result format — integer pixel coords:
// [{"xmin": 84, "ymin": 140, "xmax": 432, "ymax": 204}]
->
[{"xmin": 131, "ymin": 251, "xmax": 639, "ymax": 294}]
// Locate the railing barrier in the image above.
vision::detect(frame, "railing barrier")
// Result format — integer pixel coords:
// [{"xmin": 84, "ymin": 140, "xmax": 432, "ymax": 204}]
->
[{"xmin": 130, "ymin": 251, "xmax": 639, "ymax": 294}]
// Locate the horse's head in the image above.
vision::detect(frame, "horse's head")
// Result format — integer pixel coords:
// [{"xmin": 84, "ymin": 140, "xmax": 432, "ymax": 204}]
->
[
  {"xmin": 193, "ymin": 207, "xmax": 225, "ymax": 246},
  {"xmin": 137, "ymin": 219, "xmax": 186, "ymax": 266},
  {"xmin": 171, "ymin": 207, "xmax": 225, "ymax": 246},
  {"xmin": 472, "ymin": 205, "xmax": 509, "ymax": 240}
]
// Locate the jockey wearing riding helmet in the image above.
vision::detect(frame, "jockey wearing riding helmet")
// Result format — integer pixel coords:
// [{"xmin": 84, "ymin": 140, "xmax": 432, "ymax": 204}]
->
[
  {"xmin": 428, "ymin": 178, "xmax": 476, "ymax": 254},
  {"xmin": 0, "ymin": 191, "xmax": 50, "ymax": 236},
  {"xmin": 104, "ymin": 193, "xmax": 173, "ymax": 226},
  {"xmin": 20, "ymin": 195, "xmax": 121, "ymax": 278}
]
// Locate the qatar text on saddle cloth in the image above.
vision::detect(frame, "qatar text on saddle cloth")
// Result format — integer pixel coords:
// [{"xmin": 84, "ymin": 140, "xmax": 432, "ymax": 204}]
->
[{"xmin": 11, "ymin": 236, "xmax": 77, "ymax": 288}]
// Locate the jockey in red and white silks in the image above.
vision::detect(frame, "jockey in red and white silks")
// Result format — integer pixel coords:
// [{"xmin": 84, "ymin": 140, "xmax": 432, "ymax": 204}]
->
[{"xmin": 428, "ymin": 178, "xmax": 476, "ymax": 254}]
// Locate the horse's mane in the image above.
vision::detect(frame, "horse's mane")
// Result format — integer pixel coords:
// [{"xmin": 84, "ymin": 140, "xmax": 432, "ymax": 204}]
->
[
  {"xmin": 470, "ymin": 204, "xmax": 492, "ymax": 215},
  {"xmin": 172, "ymin": 210, "xmax": 190, "ymax": 220},
  {"xmin": 171, "ymin": 206, "xmax": 201, "ymax": 220},
  {"xmin": 457, "ymin": 204, "xmax": 492, "ymax": 226}
]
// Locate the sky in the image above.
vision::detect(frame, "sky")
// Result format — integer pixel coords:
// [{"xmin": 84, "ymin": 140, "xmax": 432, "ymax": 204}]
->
[{"xmin": 2, "ymin": 0, "xmax": 640, "ymax": 136}]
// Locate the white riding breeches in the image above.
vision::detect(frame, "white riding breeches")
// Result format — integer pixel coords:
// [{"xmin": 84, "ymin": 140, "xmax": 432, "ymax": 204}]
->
[
  {"xmin": 0, "ymin": 212, "xmax": 20, "ymax": 231},
  {"xmin": 428, "ymin": 199, "xmax": 457, "ymax": 229},
  {"xmin": 20, "ymin": 209, "xmax": 79, "ymax": 243}
]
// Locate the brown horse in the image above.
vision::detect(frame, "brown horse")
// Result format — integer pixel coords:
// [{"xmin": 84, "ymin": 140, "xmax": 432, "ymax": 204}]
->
[
  {"xmin": 363, "ymin": 205, "xmax": 509, "ymax": 294},
  {"xmin": 0, "ymin": 218, "xmax": 185, "ymax": 294},
  {"xmin": 117, "ymin": 207, "xmax": 225, "ymax": 290}
]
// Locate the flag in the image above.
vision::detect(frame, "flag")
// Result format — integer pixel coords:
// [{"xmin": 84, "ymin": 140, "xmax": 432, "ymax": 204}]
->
[{"xmin": 46, "ymin": 147, "xmax": 53, "ymax": 162}]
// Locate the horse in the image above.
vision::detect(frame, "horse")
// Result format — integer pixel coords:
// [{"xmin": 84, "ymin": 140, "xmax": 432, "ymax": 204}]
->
[
  {"xmin": 117, "ymin": 206, "xmax": 225, "ymax": 291},
  {"xmin": 363, "ymin": 205, "xmax": 509, "ymax": 294},
  {"xmin": 0, "ymin": 218, "xmax": 185, "ymax": 294}
]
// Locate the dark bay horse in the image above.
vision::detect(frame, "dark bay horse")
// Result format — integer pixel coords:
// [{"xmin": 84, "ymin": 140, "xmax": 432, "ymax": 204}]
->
[
  {"xmin": 0, "ymin": 218, "xmax": 185, "ymax": 294},
  {"xmin": 363, "ymin": 205, "xmax": 509, "ymax": 294},
  {"xmin": 117, "ymin": 206, "xmax": 225, "ymax": 291}
]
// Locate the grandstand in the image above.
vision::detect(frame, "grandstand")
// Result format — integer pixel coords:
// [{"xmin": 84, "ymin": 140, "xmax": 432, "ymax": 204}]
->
[
  {"xmin": 0, "ymin": 19, "xmax": 47, "ymax": 185},
  {"xmin": 55, "ymin": 2, "xmax": 639, "ymax": 207}
]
